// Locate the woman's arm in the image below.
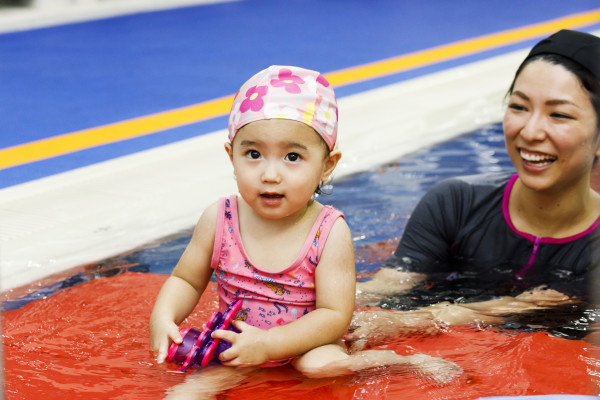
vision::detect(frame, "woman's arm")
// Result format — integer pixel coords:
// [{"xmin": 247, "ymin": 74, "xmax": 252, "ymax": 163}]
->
[
  {"xmin": 149, "ymin": 202, "xmax": 218, "ymax": 363},
  {"xmin": 356, "ymin": 268, "xmax": 426, "ymax": 305},
  {"xmin": 355, "ymin": 179, "xmax": 465, "ymax": 305},
  {"xmin": 213, "ymin": 217, "xmax": 356, "ymax": 366},
  {"xmin": 346, "ymin": 286, "xmax": 575, "ymax": 351}
]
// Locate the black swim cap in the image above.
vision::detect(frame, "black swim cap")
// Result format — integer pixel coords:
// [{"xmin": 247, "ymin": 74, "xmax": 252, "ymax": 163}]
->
[{"xmin": 526, "ymin": 29, "xmax": 600, "ymax": 80}]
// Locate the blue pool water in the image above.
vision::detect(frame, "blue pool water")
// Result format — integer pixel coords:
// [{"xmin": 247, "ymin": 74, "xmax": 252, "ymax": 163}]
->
[{"xmin": 2, "ymin": 122, "xmax": 514, "ymax": 310}]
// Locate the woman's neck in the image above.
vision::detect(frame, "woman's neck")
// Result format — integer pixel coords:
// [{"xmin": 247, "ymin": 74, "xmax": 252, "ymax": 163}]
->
[{"xmin": 509, "ymin": 177, "xmax": 600, "ymax": 238}]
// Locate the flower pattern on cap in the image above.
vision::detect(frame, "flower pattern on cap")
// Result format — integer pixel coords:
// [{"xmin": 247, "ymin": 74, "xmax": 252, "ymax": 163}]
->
[
  {"xmin": 270, "ymin": 68, "xmax": 305, "ymax": 94},
  {"xmin": 228, "ymin": 65, "xmax": 338, "ymax": 150},
  {"xmin": 240, "ymin": 85, "xmax": 268, "ymax": 113}
]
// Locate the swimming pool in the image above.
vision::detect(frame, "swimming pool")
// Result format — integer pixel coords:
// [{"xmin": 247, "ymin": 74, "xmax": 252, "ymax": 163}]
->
[{"xmin": 3, "ymin": 122, "xmax": 599, "ymax": 399}]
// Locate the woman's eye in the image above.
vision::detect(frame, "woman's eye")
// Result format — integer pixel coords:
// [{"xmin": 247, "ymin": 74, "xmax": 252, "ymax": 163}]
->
[
  {"xmin": 551, "ymin": 112, "xmax": 573, "ymax": 120},
  {"xmin": 247, "ymin": 150, "xmax": 261, "ymax": 159},
  {"xmin": 508, "ymin": 103, "xmax": 526, "ymax": 112},
  {"xmin": 285, "ymin": 153, "xmax": 301, "ymax": 162}
]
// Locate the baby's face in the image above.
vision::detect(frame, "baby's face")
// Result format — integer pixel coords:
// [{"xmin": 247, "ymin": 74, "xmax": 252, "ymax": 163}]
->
[{"xmin": 226, "ymin": 119, "xmax": 331, "ymax": 220}]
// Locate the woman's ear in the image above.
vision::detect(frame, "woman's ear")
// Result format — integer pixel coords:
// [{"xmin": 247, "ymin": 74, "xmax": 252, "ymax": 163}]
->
[
  {"xmin": 321, "ymin": 149, "xmax": 342, "ymax": 182},
  {"xmin": 593, "ymin": 129, "xmax": 600, "ymax": 164}
]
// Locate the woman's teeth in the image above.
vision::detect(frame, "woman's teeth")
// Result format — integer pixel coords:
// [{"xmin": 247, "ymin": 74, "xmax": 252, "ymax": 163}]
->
[{"xmin": 520, "ymin": 150, "xmax": 556, "ymax": 166}]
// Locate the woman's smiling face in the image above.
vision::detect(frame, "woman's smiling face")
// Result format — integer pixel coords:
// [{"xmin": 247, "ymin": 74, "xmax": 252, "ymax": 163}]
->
[{"xmin": 503, "ymin": 59, "xmax": 600, "ymax": 194}]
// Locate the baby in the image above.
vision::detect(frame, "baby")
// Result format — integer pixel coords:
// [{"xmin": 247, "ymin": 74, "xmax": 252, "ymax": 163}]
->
[{"xmin": 149, "ymin": 65, "xmax": 461, "ymax": 397}]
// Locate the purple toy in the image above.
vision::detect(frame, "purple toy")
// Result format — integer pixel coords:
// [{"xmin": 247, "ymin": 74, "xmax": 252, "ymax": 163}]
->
[{"xmin": 166, "ymin": 299, "xmax": 242, "ymax": 371}]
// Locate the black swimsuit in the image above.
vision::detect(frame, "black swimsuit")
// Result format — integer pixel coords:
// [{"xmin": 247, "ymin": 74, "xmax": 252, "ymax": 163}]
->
[{"xmin": 386, "ymin": 172, "xmax": 600, "ymax": 301}]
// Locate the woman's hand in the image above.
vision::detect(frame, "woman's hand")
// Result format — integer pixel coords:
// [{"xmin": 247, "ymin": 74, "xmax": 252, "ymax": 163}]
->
[
  {"xmin": 345, "ymin": 302, "xmax": 509, "ymax": 351},
  {"xmin": 427, "ymin": 302, "xmax": 506, "ymax": 325},
  {"xmin": 514, "ymin": 286, "xmax": 574, "ymax": 307},
  {"xmin": 450, "ymin": 287, "xmax": 574, "ymax": 316},
  {"xmin": 345, "ymin": 309, "xmax": 441, "ymax": 351},
  {"xmin": 346, "ymin": 287, "xmax": 574, "ymax": 352},
  {"xmin": 211, "ymin": 320, "xmax": 270, "ymax": 367}
]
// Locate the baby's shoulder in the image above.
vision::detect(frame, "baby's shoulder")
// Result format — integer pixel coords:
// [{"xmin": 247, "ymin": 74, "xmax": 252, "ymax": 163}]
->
[
  {"xmin": 193, "ymin": 200, "xmax": 221, "ymax": 231},
  {"xmin": 202, "ymin": 200, "xmax": 220, "ymax": 217}
]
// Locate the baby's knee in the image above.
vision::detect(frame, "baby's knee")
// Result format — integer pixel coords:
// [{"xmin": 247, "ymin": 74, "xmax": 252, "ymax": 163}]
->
[{"xmin": 293, "ymin": 344, "xmax": 350, "ymax": 378}]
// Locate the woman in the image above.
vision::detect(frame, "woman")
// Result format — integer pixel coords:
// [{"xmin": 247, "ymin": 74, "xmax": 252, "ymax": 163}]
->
[{"xmin": 348, "ymin": 29, "xmax": 600, "ymax": 349}]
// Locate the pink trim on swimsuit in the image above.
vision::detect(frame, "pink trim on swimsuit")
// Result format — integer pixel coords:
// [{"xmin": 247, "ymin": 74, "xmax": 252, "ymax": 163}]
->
[{"xmin": 502, "ymin": 173, "xmax": 600, "ymax": 277}]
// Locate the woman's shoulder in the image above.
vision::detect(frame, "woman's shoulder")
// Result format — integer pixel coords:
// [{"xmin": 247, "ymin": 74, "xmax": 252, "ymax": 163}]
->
[
  {"xmin": 436, "ymin": 171, "xmax": 515, "ymax": 189},
  {"xmin": 427, "ymin": 171, "xmax": 515, "ymax": 202},
  {"xmin": 413, "ymin": 172, "xmax": 515, "ymax": 228}
]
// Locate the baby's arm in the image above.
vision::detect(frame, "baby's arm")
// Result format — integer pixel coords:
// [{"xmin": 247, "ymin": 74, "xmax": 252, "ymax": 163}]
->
[
  {"xmin": 149, "ymin": 202, "xmax": 218, "ymax": 363},
  {"xmin": 213, "ymin": 217, "xmax": 356, "ymax": 366}
]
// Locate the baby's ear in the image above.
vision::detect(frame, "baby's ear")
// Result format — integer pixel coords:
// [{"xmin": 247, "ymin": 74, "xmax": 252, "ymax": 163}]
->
[
  {"xmin": 224, "ymin": 142, "xmax": 234, "ymax": 162},
  {"xmin": 322, "ymin": 149, "xmax": 342, "ymax": 182}
]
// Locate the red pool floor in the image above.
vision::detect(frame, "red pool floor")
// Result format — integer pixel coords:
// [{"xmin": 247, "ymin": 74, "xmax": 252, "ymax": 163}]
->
[{"xmin": 3, "ymin": 272, "xmax": 599, "ymax": 399}]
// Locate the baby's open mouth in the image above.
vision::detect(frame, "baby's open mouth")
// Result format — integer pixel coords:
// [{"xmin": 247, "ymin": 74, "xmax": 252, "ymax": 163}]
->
[
  {"xmin": 520, "ymin": 149, "xmax": 557, "ymax": 166},
  {"xmin": 261, "ymin": 193, "xmax": 284, "ymax": 198}
]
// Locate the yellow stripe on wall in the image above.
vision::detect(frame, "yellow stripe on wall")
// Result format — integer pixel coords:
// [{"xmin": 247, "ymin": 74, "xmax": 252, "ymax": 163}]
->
[
  {"xmin": 326, "ymin": 9, "xmax": 600, "ymax": 86},
  {"xmin": 1, "ymin": 8, "xmax": 599, "ymax": 171},
  {"xmin": 0, "ymin": 95, "xmax": 234, "ymax": 171}
]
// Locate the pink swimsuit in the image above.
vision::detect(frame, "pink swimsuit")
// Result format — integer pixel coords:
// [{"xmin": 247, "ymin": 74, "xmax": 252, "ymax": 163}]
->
[{"xmin": 210, "ymin": 195, "xmax": 344, "ymax": 329}]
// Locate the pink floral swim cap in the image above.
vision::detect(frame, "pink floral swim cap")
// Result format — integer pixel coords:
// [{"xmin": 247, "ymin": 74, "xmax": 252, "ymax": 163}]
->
[{"xmin": 228, "ymin": 65, "xmax": 338, "ymax": 151}]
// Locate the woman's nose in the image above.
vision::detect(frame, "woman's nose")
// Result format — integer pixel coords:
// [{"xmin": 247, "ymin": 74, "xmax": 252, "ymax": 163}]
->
[{"xmin": 520, "ymin": 113, "xmax": 547, "ymax": 142}]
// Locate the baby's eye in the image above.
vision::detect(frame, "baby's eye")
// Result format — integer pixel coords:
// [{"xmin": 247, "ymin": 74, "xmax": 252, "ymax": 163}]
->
[
  {"xmin": 285, "ymin": 153, "xmax": 301, "ymax": 162},
  {"xmin": 246, "ymin": 150, "xmax": 261, "ymax": 159}
]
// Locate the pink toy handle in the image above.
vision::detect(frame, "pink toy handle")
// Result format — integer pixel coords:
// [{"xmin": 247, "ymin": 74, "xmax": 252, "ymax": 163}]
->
[
  {"xmin": 200, "ymin": 300, "xmax": 242, "ymax": 366},
  {"xmin": 165, "ymin": 299, "xmax": 243, "ymax": 371}
]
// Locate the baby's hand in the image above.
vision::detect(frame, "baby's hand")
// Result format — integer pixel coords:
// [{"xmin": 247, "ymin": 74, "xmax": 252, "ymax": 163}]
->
[
  {"xmin": 211, "ymin": 320, "xmax": 269, "ymax": 367},
  {"xmin": 149, "ymin": 317, "xmax": 183, "ymax": 364}
]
